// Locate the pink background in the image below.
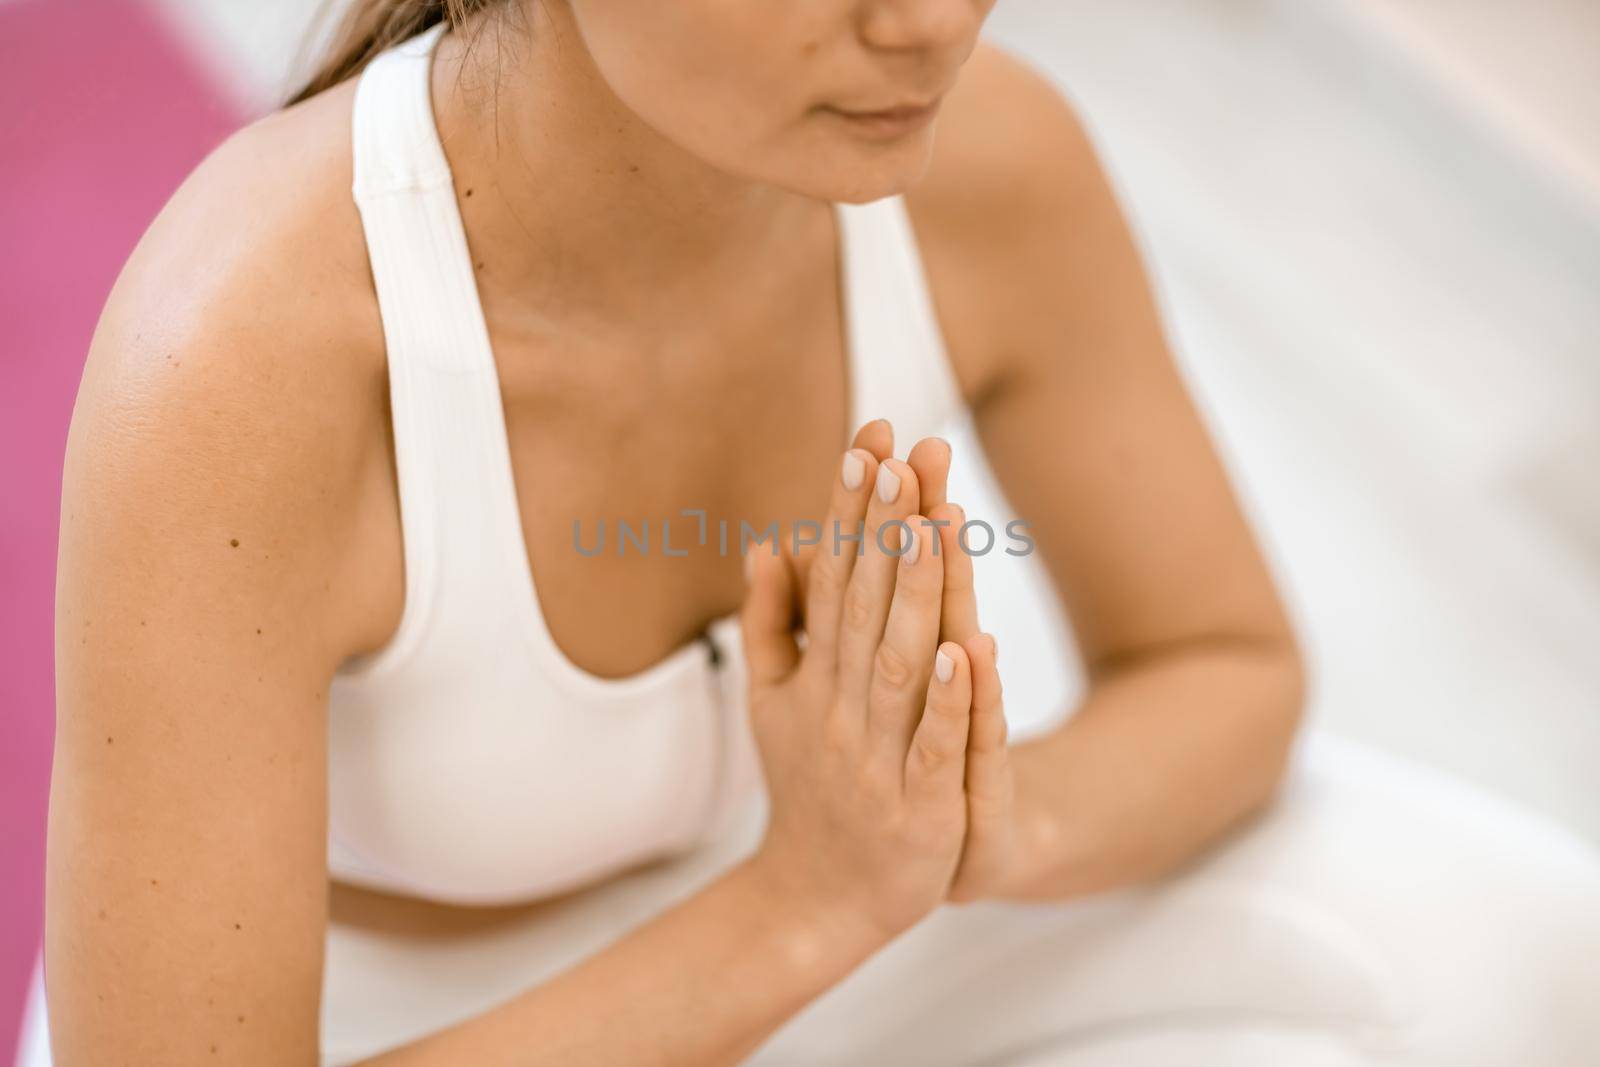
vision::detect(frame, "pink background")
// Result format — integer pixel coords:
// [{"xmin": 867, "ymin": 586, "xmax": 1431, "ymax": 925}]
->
[{"xmin": 0, "ymin": 0, "xmax": 244, "ymax": 1055}]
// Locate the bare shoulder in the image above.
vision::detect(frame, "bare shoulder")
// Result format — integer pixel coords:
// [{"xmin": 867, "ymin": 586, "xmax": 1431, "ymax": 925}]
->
[
  {"xmin": 66, "ymin": 79, "xmax": 393, "ymax": 671},
  {"xmin": 89, "ymin": 77, "xmax": 383, "ymax": 399},
  {"xmin": 47, "ymin": 87, "xmax": 393, "ymax": 1059},
  {"xmin": 916, "ymin": 40, "xmax": 1103, "ymax": 214},
  {"xmin": 907, "ymin": 40, "xmax": 1136, "ymax": 405}
]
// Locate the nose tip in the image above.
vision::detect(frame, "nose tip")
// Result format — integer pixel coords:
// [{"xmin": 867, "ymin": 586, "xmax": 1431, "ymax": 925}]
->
[{"xmin": 860, "ymin": 0, "xmax": 984, "ymax": 51}]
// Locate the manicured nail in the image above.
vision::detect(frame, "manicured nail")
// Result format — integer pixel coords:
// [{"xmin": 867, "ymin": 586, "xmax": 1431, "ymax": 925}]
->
[
  {"xmin": 900, "ymin": 523, "xmax": 920, "ymax": 566},
  {"xmin": 935, "ymin": 647, "xmax": 955, "ymax": 683},
  {"xmin": 876, "ymin": 464, "xmax": 901, "ymax": 504},
  {"xmin": 841, "ymin": 451, "xmax": 865, "ymax": 491}
]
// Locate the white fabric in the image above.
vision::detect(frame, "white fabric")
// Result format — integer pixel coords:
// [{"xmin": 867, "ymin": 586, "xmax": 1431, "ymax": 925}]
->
[
  {"xmin": 327, "ymin": 23, "xmax": 963, "ymax": 905},
  {"xmin": 20, "ymin": 733, "xmax": 1600, "ymax": 1066}
]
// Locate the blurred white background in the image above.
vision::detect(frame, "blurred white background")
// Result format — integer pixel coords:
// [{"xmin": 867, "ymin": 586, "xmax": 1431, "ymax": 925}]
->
[{"xmin": 153, "ymin": 0, "xmax": 1600, "ymax": 841}]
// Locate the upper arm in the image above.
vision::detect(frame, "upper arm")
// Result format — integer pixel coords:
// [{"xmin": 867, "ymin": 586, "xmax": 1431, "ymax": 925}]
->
[
  {"xmin": 912, "ymin": 44, "xmax": 1300, "ymax": 674},
  {"xmin": 45, "ymin": 105, "xmax": 382, "ymax": 1065}
]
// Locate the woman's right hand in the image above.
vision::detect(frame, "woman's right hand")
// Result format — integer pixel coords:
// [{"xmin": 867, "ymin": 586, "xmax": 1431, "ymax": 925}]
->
[{"xmin": 739, "ymin": 446, "xmax": 974, "ymax": 942}]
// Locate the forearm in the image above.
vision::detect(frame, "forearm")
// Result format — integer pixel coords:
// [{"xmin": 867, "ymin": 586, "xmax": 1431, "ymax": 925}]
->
[
  {"xmin": 357, "ymin": 856, "xmax": 887, "ymax": 1067},
  {"xmin": 998, "ymin": 636, "xmax": 1305, "ymax": 901}
]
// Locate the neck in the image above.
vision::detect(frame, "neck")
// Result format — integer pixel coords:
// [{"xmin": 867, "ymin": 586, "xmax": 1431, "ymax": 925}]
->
[{"xmin": 429, "ymin": 11, "xmax": 819, "ymax": 323}]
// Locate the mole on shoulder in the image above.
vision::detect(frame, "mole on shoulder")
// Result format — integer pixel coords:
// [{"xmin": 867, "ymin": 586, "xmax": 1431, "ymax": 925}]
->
[{"xmin": 229, "ymin": 538, "xmax": 239, "ymax": 548}]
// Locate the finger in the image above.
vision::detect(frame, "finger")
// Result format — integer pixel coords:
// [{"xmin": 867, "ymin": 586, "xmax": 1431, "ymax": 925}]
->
[
  {"xmin": 852, "ymin": 418, "xmax": 894, "ymax": 462},
  {"xmin": 905, "ymin": 641, "xmax": 972, "ymax": 808},
  {"xmin": 906, "ymin": 436, "xmax": 952, "ymax": 513},
  {"xmin": 962, "ymin": 631, "xmax": 1014, "ymax": 842},
  {"xmin": 867, "ymin": 519, "xmax": 945, "ymax": 754},
  {"xmin": 799, "ymin": 447, "xmax": 881, "ymax": 677},
  {"xmin": 739, "ymin": 544, "xmax": 801, "ymax": 687},
  {"xmin": 792, "ymin": 419, "xmax": 896, "ymax": 609},
  {"xmin": 836, "ymin": 458, "xmax": 922, "ymax": 701},
  {"xmin": 929, "ymin": 502, "xmax": 982, "ymax": 646}
]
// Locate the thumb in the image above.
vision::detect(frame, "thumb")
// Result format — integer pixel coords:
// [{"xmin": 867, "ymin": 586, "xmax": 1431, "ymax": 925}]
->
[{"xmin": 740, "ymin": 546, "xmax": 800, "ymax": 687}]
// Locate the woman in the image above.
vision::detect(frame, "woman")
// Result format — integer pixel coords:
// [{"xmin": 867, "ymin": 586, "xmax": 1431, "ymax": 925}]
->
[{"xmin": 37, "ymin": 1, "xmax": 1600, "ymax": 1064}]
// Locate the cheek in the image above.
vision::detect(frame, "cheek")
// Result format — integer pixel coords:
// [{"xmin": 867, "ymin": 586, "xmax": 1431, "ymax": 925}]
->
[{"xmin": 575, "ymin": 3, "xmax": 808, "ymax": 158}]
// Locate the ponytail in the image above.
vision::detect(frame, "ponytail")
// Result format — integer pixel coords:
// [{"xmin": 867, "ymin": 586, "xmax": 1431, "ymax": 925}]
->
[{"xmin": 288, "ymin": 0, "xmax": 506, "ymax": 106}]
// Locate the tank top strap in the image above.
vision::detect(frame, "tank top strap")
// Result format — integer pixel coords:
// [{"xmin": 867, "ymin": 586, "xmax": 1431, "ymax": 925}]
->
[
  {"xmin": 343, "ymin": 23, "xmax": 511, "ymax": 678},
  {"xmin": 834, "ymin": 195, "xmax": 967, "ymax": 450},
  {"xmin": 351, "ymin": 22, "xmax": 492, "ymax": 377},
  {"xmin": 351, "ymin": 23, "xmax": 451, "ymax": 194}
]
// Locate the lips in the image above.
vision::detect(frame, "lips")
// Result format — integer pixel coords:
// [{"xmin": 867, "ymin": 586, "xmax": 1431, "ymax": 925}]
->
[{"xmin": 823, "ymin": 96, "xmax": 943, "ymax": 138}]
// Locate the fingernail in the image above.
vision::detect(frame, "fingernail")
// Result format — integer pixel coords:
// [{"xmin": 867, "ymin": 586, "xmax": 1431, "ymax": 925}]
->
[
  {"xmin": 935, "ymin": 648, "xmax": 955, "ymax": 683},
  {"xmin": 900, "ymin": 524, "xmax": 920, "ymax": 566},
  {"xmin": 841, "ymin": 451, "xmax": 865, "ymax": 491},
  {"xmin": 876, "ymin": 464, "xmax": 901, "ymax": 504},
  {"xmin": 743, "ymin": 552, "xmax": 756, "ymax": 581},
  {"xmin": 987, "ymin": 633, "xmax": 998, "ymax": 664}
]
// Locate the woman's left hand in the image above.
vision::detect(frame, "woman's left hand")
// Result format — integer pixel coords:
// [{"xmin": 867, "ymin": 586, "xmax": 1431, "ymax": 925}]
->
[
  {"xmin": 926, "ymin": 504, "xmax": 1020, "ymax": 904},
  {"xmin": 793, "ymin": 421, "xmax": 1022, "ymax": 903}
]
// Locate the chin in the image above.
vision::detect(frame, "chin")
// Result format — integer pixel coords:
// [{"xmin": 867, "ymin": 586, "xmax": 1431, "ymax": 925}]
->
[{"xmin": 779, "ymin": 130, "xmax": 938, "ymax": 205}]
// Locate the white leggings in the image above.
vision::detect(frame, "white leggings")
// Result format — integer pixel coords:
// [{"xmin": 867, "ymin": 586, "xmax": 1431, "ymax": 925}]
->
[{"xmin": 18, "ymin": 731, "xmax": 1600, "ymax": 1067}]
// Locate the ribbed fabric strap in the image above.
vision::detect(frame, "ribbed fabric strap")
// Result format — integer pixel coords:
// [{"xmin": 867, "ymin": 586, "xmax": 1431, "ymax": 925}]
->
[
  {"xmin": 346, "ymin": 23, "xmax": 510, "ymax": 677},
  {"xmin": 351, "ymin": 23, "xmax": 491, "ymax": 377}
]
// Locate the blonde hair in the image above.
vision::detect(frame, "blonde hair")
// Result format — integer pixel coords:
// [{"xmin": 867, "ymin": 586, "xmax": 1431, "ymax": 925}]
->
[{"xmin": 288, "ymin": 0, "xmax": 510, "ymax": 105}]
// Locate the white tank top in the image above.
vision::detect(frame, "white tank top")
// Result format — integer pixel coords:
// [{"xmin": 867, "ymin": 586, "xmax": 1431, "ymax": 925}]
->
[{"xmin": 327, "ymin": 24, "xmax": 965, "ymax": 906}]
